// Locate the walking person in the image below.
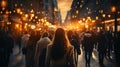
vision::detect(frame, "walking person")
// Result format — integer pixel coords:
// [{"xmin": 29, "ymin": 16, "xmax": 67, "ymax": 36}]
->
[
  {"xmin": 67, "ymin": 30, "xmax": 81, "ymax": 65},
  {"xmin": 25, "ymin": 30, "xmax": 39, "ymax": 67},
  {"xmin": 106, "ymin": 31, "xmax": 113, "ymax": 59},
  {"xmin": 21, "ymin": 31, "xmax": 30, "ymax": 54},
  {"xmin": 34, "ymin": 32, "xmax": 51, "ymax": 67},
  {"xmin": 82, "ymin": 31, "xmax": 94, "ymax": 67},
  {"xmin": 0, "ymin": 30, "xmax": 14, "ymax": 67},
  {"xmin": 97, "ymin": 30, "xmax": 107, "ymax": 66},
  {"xmin": 45, "ymin": 28, "xmax": 76, "ymax": 67}
]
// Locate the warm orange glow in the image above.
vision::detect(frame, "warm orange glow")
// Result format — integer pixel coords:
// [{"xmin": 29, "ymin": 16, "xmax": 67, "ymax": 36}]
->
[
  {"xmin": 83, "ymin": 18, "xmax": 85, "ymax": 21},
  {"xmin": 15, "ymin": 24, "xmax": 19, "ymax": 28},
  {"xmin": 58, "ymin": 0, "xmax": 73, "ymax": 21},
  {"xmin": 111, "ymin": 6, "xmax": 116, "ymax": 12},
  {"xmin": 108, "ymin": 14, "xmax": 111, "ymax": 18},
  {"xmin": 76, "ymin": 10, "xmax": 79, "ymax": 14},
  {"xmin": 6, "ymin": 11, "xmax": 9, "ymax": 14},
  {"xmin": 96, "ymin": 16, "xmax": 99, "ymax": 20},
  {"xmin": 31, "ymin": 25, "xmax": 36, "ymax": 29},
  {"xmin": 54, "ymin": 7, "xmax": 58, "ymax": 12},
  {"xmin": 85, "ymin": 24, "xmax": 89, "ymax": 29},
  {"xmin": 30, "ymin": 9, "xmax": 34, "ymax": 13},
  {"xmin": 16, "ymin": 8, "xmax": 21, "ymax": 13},
  {"xmin": 87, "ymin": 16, "xmax": 91, "ymax": 20},
  {"xmin": 45, "ymin": 22, "xmax": 50, "ymax": 26},
  {"xmin": 25, "ymin": 23, "xmax": 28, "ymax": 26},
  {"xmin": 20, "ymin": 12, "xmax": 23, "ymax": 14},
  {"xmin": 78, "ymin": 20, "xmax": 82, "ymax": 24},
  {"xmin": 30, "ymin": 14, "xmax": 34, "ymax": 18},
  {"xmin": 35, "ymin": 16, "xmax": 38, "ymax": 19},
  {"xmin": 25, "ymin": 14, "xmax": 29, "ymax": 18},
  {"xmin": 0, "ymin": 11, "xmax": 3, "ymax": 14},
  {"xmin": 102, "ymin": 14, "xmax": 106, "ymax": 18},
  {"xmin": 92, "ymin": 20, "xmax": 95, "ymax": 23},
  {"xmin": 1, "ymin": 0, "xmax": 7, "ymax": 8}
]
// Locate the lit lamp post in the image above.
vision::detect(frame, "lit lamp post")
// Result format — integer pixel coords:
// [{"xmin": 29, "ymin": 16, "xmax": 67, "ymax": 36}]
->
[
  {"xmin": 111, "ymin": 6, "xmax": 117, "ymax": 33},
  {"xmin": 111, "ymin": 5, "xmax": 120, "ymax": 66},
  {"xmin": 1, "ymin": 0, "xmax": 7, "ymax": 10},
  {"xmin": 1, "ymin": 0, "xmax": 8, "ymax": 31},
  {"xmin": 102, "ymin": 14, "xmax": 106, "ymax": 30},
  {"xmin": 82, "ymin": 18, "xmax": 86, "ymax": 31}
]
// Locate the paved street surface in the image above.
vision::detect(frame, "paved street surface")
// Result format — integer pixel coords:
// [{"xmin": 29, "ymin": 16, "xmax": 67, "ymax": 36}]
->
[
  {"xmin": 77, "ymin": 49, "xmax": 117, "ymax": 67},
  {"xmin": 8, "ymin": 45, "xmax": 118, "ymax": 67}
]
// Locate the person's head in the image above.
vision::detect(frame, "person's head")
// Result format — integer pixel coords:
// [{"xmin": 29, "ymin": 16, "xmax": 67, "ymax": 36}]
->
[
  {"xmin": 67, "ymin": 30, "xmax": 73, "ymax": 39},
  {"xmin": 42, "ymin": 32, "xmax": 49, "ymax": 38},
  {"xmin": 52, "ymin": 28, "xmax": 69, "ymax": 46},
  {"xmin": 31, "ymin": 30, "xmax": 36, "ymax": 34}
]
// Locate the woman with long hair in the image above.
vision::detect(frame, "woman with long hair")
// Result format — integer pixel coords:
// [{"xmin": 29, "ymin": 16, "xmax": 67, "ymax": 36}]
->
[{"xmin": 45, "ymin": 28, "xmax": 76, "ymax": 67}]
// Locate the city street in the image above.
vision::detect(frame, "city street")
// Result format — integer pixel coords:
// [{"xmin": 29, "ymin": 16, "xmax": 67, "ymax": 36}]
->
[
  {"xmin": 0, "ymin": 0, "xmax": 120, "ymax": 67},
  {"xmin": 8, "ymin": 45, "xmax": 117, "ymax": 67}
]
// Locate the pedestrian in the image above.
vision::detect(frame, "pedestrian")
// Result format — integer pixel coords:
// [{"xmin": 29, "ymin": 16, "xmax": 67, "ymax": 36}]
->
[
  {"xmin": 21, "ymin": 31, "xmax": 30, "ymax": 54},
  {"xmin": 45, "ymin": 28, "xmax": 76, "ymax": 67},
  {"xmin": 97, "ymin": 30, "xmax": 107, "ymax": 66},
  {"xmin": 0, "ymin": 30, "xmax": 14, "ymax": 67},
  {"xmin": 106, "ymin": 31, "xmax": 113, "ymax": 59},
  {"xmin": 114, "ymin": 31, "xmax": 120, "ymax": 66},
  {"xmin": 34, "ymin": 32, "xmax": 51, "ymax": 67},
  {"xmin": 25, "ymin": 30, "xmax": 39, "ymax": 67},
  {"xmin": 82, "ymin": 31, "xmax": 94, "ymax": 67},
  {"xmin": 67, "ymin": 30, "xmax": 81, "ymax": 65}
]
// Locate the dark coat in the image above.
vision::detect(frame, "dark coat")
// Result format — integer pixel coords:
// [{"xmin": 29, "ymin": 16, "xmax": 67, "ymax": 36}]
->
[{"xmin": 82, "ymin": 32, "xmax": 94, "ymax": 52}]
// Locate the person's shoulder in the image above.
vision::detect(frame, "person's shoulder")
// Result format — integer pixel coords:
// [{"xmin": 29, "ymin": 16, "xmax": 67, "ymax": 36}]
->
[{"xmin": 69, "ymin": 45, "xmax": 74, "ymax": 50}]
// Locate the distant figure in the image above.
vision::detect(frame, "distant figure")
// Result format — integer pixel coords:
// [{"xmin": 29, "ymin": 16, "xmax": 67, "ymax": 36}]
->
[
  {"xmin": 25, "ymin": 31, "xmax": 39, "ymax": 67},
  {"xmin": 45, "ymin": 28, "xmax": 76, "ymax": 67},
  {"xmin": 0, "ymin": 31, "xmax": 14, "ymax": 67},
  {"xmin": 67, "ymin": 30, "xmax": 81, "ymax": 65},
  {"xmin": 114, "ymin": 31, "xmax": 120, "ymax": 66},
  {"xmin": 97, "ymin": 30, "xmax": 107, "ymax": 66},
  {"xmin": 106, "ymin": 31, "xmax": 113, "ymax": 59},
  {"xmin": 21, "ymin": 31, "xmax": 30, "ymax": 54},
  {"xmin": 34, "ymin": 32, "xmax": 51, "ymax": 67},
  {"xmin": 82, "ymin": 31, "xmax": 94, "ymax": 67}
]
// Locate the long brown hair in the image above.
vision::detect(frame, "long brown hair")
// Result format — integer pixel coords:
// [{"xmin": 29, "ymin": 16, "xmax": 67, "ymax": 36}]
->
[{"xmin": 51, "ymin": 28, "xmax": 70, "ymax": 60}]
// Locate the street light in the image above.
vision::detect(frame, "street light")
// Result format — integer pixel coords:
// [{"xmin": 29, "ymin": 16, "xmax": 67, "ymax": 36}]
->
[
  {"xmin": 1, "ymin": 0, "xmax": 7, "ymax": 10},
  {"xmin": 1, "ymin": 0, "xmax": 8, "ymax": 31},
  {"xmin": 102, "ymin": 14, "xmax": 106, "ymax": 30},
  {"xmin": 96, "ymin": 16, "xmax": 99, "ymax": 20},
  {"xmin": 111, "ymin": 6, "xmax": 117, "ymax": 33},
  {"xmin": 82, "ymin": 18, "xmax": 86, "ymax": 31},
  {"xmin": 111, "ymin": 6, "xmax": 116, "ymax": 12},
  {"xmin": 102, "ymin": 14, "xmax": 106, "ymax": 18},
  {"xmin": 16, "ymin": 8, "xmax": 21, "ymax": 14}
]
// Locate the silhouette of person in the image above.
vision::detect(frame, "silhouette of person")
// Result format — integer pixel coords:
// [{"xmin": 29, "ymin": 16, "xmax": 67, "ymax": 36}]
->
[
  {"xmin": 82, "ymin": 31, "xmax": 94, "ymax": 67},
  {"xmin": 45, "ymin": 28, "xmax": 76, "ymax": 67},
  {"xmin": 25, "ymin": 30, "xmax": 39, "ymax": 67},
  {"xmin": 67, "ymin": 30, "xmax": 81, "ymax": 65},
  {"xmin": 0, "ymin": 30, "xmax": 14, "ymax": 67},
  {"xmin": 34, "ymin": 32, "xmax": 51, "ymax": 67},
  {"xmin": 97, "ymin": 30, "xmax": 107, "ymax": 66}
]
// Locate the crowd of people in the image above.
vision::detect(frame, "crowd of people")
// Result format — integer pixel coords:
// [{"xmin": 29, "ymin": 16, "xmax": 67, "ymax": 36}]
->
[{"xmin": 0, "ymin": 27, "xmax": 120, "ymax": 67}]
